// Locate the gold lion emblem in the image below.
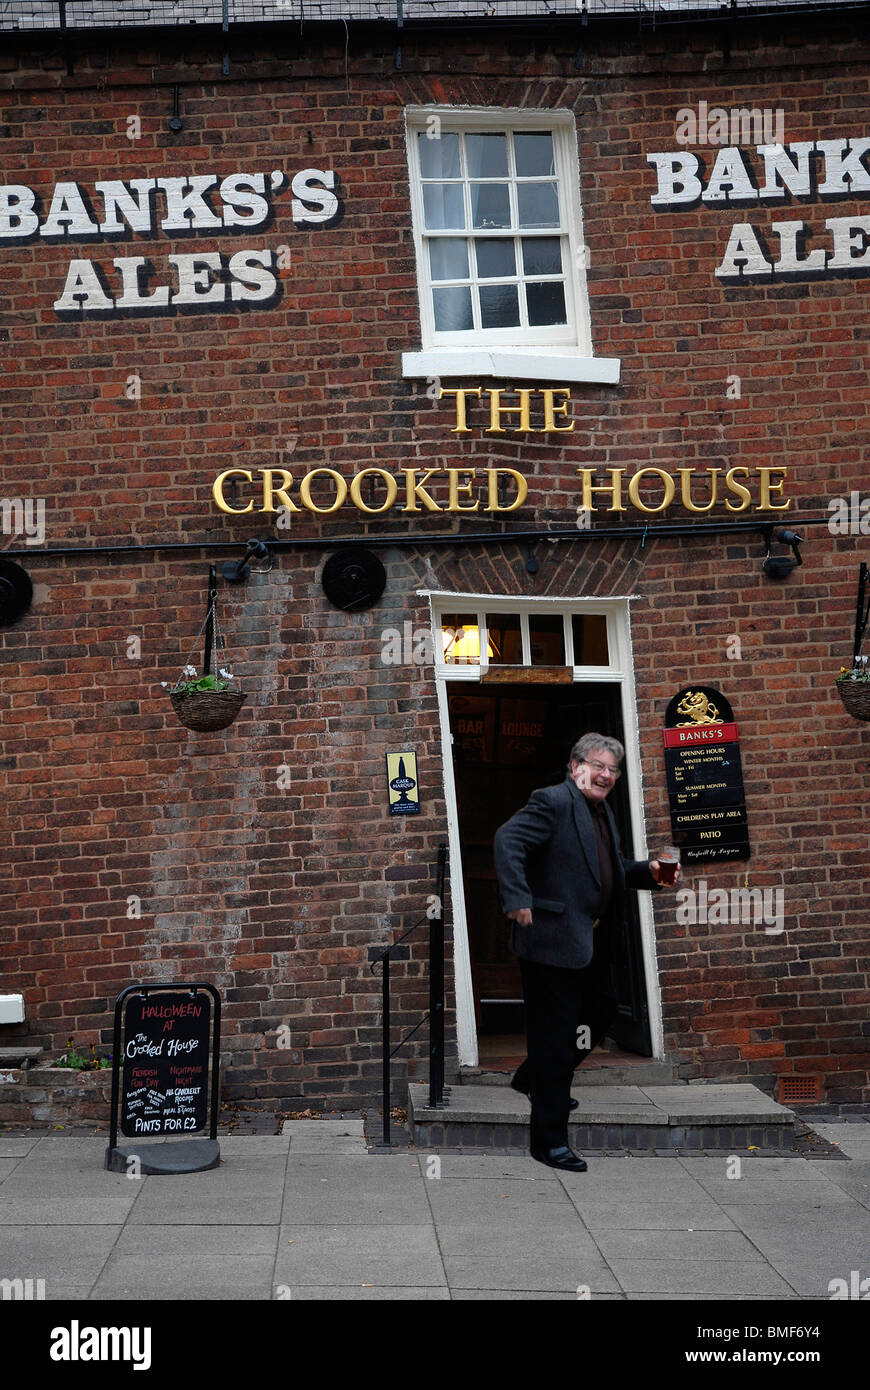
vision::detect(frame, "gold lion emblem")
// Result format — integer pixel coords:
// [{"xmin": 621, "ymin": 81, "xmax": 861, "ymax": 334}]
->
[{"xmin": 675, "ymin": 690, "xmax": 721, "ymax": 726}]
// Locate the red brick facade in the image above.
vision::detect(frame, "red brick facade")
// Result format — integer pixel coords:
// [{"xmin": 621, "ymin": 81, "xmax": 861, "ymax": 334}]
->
[{"xmin": 1, "ymin": 9, "xmax": 868, "ymax": 1116}]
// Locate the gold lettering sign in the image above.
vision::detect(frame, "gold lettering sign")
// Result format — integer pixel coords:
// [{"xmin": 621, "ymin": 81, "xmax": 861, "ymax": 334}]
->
[
  {"xmin": 208, "ymin": 383, "xmax": 794, "ymax": 518},
  {"xmin": 440, "ymin": 386, "xmax": 573, "ymax": 433},
  {"xmin": 211, "ymin": 462, "xmax": 791, "ymax": 517},
  {"xmin": 575, "ymin": 467, "xmax": 791, "ymax": 515},
  {"xmin": 212, "ymin": 466, "xmax": 528, "ymax": 516}
]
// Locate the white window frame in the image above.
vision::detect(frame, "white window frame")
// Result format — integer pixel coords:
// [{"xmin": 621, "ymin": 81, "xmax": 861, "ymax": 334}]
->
[
  {"xmin": 402, "ymin": 106, "xmax": 621, "ymax": 387},
  {"xmin": 435, "ymin": 595, "xmax": 625, "ymax": 681}
]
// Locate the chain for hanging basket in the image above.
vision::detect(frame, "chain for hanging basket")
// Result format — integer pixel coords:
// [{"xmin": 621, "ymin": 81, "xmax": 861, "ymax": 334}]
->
[{"xmin": 165, "ymin": 583, "xmax": 247, "ymax": 732}]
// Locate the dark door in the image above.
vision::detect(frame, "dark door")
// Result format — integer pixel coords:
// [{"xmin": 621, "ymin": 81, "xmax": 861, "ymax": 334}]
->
[{"xmin": 447, "ymin": 680, "xmax": 652, "ymax": 1057}]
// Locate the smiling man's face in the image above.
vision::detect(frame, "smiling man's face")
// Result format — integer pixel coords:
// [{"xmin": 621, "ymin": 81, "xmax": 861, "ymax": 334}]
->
[{"xmin": 570, "ymin": 749, "xmax": 621, "ymax": 803}]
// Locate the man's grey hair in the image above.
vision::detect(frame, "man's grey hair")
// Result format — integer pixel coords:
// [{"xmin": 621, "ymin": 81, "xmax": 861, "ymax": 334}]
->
[{"xmin": 567, "ymin": 733, "xmax": 625, "ymax": 772}]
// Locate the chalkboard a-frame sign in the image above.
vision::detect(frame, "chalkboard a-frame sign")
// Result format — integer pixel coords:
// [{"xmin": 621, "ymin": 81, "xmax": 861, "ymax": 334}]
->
[{"xmin": 105, "ymin": 982, "xmax": 221, "ymax": 1175}]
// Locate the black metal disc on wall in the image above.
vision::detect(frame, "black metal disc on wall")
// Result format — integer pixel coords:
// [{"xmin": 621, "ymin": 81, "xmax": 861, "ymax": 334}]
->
[
  {"xmin": 321, "ymin": 547, "xmax": 386, "ymax": 612},
  {"xmin": 0, "ymin": 559, "xmax": 33, "ymax": 627}
]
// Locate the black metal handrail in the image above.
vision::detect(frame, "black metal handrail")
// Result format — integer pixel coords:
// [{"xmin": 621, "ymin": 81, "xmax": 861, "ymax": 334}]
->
[{"xmin": 370, "ymin": 843, "xmax": 447, "ymax": 1145}]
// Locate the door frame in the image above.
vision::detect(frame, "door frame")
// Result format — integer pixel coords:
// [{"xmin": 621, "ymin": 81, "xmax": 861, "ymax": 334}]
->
[{"xmin": 423, "ymin": 589, "xmax": 664, "ymax": 1069}]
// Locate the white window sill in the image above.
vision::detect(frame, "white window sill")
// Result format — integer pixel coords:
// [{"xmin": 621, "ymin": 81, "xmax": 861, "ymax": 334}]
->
[{"xmin": 402, "ymin": 349, "xmax": 621, "ymax": 385}]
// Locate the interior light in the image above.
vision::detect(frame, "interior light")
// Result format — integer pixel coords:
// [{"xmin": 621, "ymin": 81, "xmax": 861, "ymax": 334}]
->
[{"xmin": 441, "ymin": 624, "xmax": 500, "ymax": 662}]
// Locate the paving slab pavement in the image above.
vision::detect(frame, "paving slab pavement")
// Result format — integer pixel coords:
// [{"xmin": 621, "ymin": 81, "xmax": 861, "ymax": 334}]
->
[{"xmin": 0, "ymin": 1121, "xmax": 868, "ymax": 1303}]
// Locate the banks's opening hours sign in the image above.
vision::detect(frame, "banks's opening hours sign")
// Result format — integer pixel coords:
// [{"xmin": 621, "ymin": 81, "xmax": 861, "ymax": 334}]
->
[{"xmin": 662, "ymin": 687, "xmax": 750, "ymax": 863}]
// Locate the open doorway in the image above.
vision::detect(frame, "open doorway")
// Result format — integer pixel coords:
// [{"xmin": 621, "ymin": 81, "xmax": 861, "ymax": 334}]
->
[{"xmin": 446, "ymin": 679, "xmax": 652, "ymax": 1070}]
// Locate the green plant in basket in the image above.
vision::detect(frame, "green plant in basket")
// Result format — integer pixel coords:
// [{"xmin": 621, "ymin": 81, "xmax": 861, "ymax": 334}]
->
[
  {"xmin": 837, "ymin": 656, "xmax": 870, "ymax": 683},
  {"xmin": 163, "ymin": 664, "xmax": 236, "ymax": 696}
]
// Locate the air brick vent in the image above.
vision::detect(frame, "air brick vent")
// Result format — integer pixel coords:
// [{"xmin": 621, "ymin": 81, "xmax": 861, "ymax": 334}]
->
[{"xmin": 778, "ymin": 1076, "xmax": 823, "ymax": 1104}]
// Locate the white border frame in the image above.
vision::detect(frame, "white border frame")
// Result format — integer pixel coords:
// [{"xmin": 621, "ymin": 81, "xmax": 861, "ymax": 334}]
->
[{"xmin": 422, "ymin": 588, "xmax": 663, "ymax": 1069}]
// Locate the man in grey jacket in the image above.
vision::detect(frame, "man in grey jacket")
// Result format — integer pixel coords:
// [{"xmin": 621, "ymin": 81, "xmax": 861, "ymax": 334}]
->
[{"xmin": 493, "ymin": 732, "xmax": 676, "ymax": 1172}]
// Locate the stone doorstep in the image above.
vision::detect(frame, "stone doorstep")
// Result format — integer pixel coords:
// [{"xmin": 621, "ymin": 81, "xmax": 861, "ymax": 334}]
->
[
  {"xmin": 408, "ymin": 1082, "xmax": 796, "ymax": 1129},
  {"xmin": 461, "ymin": 1059, "xmax": 676, "ymax": 1088},
  {"xmin": 412, "ymin": 1125, "xmax": 799, "ymax": 1153}
]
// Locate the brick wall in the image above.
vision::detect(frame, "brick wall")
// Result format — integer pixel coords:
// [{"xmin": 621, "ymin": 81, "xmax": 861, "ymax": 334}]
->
[{"xmin": 0, "ymin": 12, "xmax": 868, "ymax": 1110}]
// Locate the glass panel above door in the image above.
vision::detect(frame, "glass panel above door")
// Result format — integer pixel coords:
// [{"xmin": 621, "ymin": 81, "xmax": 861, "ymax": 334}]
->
[
  {"xmin": 528, "ymin": 614, "xmax": 566, "ymax": 665},
  {"xmin": 485, "ymin": 612, "xmax": 522, "ymax": 665},
  {"xmin": 442, "ymin": 613, "xmax": 483, "ymax": 664},
  {"xmin": 572, "ymin": 614, "xmax": 610, "ymax": 665}
]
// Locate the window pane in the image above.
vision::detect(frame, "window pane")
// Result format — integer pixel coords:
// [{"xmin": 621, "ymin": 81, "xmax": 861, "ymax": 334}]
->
[
  {"xmin": 418, "ymin": 130, "xmax": 460, "ymax": 179},
  {"xmin": 517, "ymin": 182, "xmax": 560, "ymax": 227},
  {"xmin": 433, "ymin": 285, "xmax": 473, "ymax": 331},
  {"xmin": 471, "ymin": 182, "xmax": 511, "ymax": 229},
  {"xmin": 475, "ymin": 239, "xmax": 516, "ymax": 279},
  {"xmin": 526, "ymin": 281, "xmax": 567, "ymax": 326},
  {"xmin": 521, "ymin": 236, "xmax": 562, "ymax": 276},
  {"xmin": 423, "ymin": 183, "xmax": 466, "ymax": 230},
  {"xmin": 442, "ymin": 613, "xmax": 481, "ymax": 664},
  {"xmin": 429, "ymin": 237, "xmax": 469, "ymax": 281},
  {"xmin": 485, "ymin": 612, "xmax": 522, "ymax": 665},
  {"xmin": 528, "ymin": 614, "xmax": 565, "ymax": 665},
  {"xmin": 479, "ymin": 283, "xmax": 519, "ymax": 328},
  {"xmin": 466, "ymin": 133, "xmax": 509, "ymax": 179},
  {"xmin": 571, "ymin": 615, "xmax": 609, "ymax": 666},
  {"xmin": 514, "ymin": 132, "xmax": 555, "ymax": 177}
]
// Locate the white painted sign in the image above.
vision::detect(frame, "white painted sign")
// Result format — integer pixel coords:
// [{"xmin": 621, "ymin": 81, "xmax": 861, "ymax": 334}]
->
[
  {"xmin": 646, "ymin": 137, "xmax": 870, "ymax": 279},
  {"xmin": 0, "ymin": 167, "xmax": 340, "ymax": 316}
]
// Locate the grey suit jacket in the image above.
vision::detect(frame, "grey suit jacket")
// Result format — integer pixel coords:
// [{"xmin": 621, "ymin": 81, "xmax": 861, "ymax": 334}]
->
[{"xmin": 493, "ymin": 776, "xmax": 658, "ymax": 969}]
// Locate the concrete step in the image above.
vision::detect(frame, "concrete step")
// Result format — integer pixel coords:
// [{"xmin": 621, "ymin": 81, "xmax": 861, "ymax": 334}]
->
[
  {"xmin": 409, "ymin": 1081, "xmax": 797, "ymax": 1152},
  {"xmin": 461, "ymin": 1058, "xmax": 675, "ymax": 1088}
]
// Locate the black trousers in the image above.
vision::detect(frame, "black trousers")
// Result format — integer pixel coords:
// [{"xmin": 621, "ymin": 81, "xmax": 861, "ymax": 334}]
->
[{"xmin": 513, "ymin": 952, "xmax": 618, "ymax": 1152}]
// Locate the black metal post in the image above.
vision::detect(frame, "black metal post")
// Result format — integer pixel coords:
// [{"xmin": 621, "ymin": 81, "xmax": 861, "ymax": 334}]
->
[
  {"xmin": 428, "ymin": 844, "xmax": 447, "ymax": 1109},
  {"xmin": 853, "ymin": 562, "xmax": 869, "ymax": 663},
  {"xmin": 107, "ymin": 986, "xmax": 132, "ymax": 1160},
  {"xmin": 208, "ymin": 984, "xmax": 222, "ymax": 1142},
  {"xmin": 382, "ymin": 952, "xmax": 391, "ymax": 1146},
  {"xmin": 203, "ymin": 565, "xmax": 216, "ymax": 678}
]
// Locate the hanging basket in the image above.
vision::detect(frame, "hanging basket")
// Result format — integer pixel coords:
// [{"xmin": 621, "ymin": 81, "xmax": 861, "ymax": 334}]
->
[
  {"xmin": 165, "ymin": 573, "xmax": 249, "ymax": 732},
  {"xmin": 835, "ymin": 677, "xmax": 870, "ymax": 722},
  {"xmin": 169, "ymin": 687, "xmax": 247, "ymax": 732}
]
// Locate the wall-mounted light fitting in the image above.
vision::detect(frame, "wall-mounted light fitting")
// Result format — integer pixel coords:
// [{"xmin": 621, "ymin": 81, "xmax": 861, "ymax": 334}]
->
[
  {"xmin": 763, "ymin": 527, "xmax": 804, "ymax": 580},
  {"xmin": 222, "ymin": 538, "xmax": 272, "ymax": 583}
]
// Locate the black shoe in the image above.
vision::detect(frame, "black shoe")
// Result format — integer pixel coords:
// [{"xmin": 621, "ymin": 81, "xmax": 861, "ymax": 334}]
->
[
  {"xmin": 530, "ymin": 1145, "xmax": 588, "ymax": 1173},
  {"xmin": 510, "ymin": 1077, "xmax": 578, "ymax": 1110}
]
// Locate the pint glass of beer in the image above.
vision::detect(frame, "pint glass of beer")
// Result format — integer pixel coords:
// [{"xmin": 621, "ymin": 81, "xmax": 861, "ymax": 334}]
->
[{"xmin": 657, "ymin": 845, "xmax": 680, "ymax": 884}]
